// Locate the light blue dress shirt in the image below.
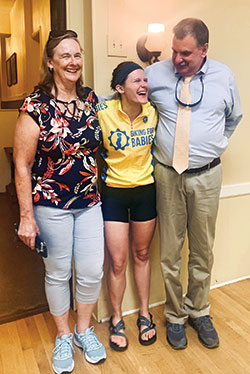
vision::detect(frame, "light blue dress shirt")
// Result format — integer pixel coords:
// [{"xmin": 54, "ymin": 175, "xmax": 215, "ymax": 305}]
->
[{"xmin": 145, "ymin": 58, "xmax": 242, "ymax": 169}]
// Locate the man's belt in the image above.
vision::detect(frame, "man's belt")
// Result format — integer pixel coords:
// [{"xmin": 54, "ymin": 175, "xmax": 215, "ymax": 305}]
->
[{"xmin": 166, "ymin": 157, "xmax": 221, "ymax": 174}]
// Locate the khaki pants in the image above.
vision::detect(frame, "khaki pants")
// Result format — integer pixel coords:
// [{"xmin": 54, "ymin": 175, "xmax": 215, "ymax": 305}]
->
[{"xmin": 155, "ymin": 162, "xmax": 222, "ymax": 324}]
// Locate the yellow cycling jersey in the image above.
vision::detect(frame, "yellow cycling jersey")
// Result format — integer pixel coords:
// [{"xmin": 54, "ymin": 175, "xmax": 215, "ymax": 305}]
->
[{"xmin": 97, "ymin": 98, "xmax": 158, "ymax": 188}]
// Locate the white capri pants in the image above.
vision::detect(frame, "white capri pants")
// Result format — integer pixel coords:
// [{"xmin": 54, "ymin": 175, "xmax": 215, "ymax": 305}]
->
[{"xmin": 34, "ymin": 203, "xmax": 104, "ymax": 316}]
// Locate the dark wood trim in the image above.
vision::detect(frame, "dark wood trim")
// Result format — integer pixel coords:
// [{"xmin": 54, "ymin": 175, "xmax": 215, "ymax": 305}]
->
[
  {"xmin": 50, "ymin": 0, "xmax": 66, "ymax": 30},
  {"xmin": 1, "ymin": 1, "xmax": 67, "ymax": 109},
  {"xmin": 1, "ymin": 100, "xmax": 23, "ymax": 109}
]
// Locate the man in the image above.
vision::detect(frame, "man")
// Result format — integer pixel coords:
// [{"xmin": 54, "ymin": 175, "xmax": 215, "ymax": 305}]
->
[{"xmin": 145, "ymin": 18, "xmax": 242, "ymax": 350}]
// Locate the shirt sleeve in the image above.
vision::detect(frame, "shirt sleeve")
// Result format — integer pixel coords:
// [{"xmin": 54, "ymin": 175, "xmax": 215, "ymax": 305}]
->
[
  {"xmin": 87, "ymin": 88, "xmax": 100, "ymax": 113},
  {"xmin": 19, "ymin": 91, "xmax": 44, "ymax": 127},
  {"xmin": 98, "ymin": 92, "xmax": 119, "ymax": 102},
  {"xmin": 224, "ymin": 73, "xmax": 242, "ymax": 138},
  {"xmin": 85, "ymin": 88, "xmax": 103, "ymax": 143}
]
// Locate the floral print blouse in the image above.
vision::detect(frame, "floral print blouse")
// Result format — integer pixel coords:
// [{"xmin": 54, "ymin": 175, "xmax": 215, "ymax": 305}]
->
[{"xmin": 20, "ymin": 88, "xmax": 102, "ymax": 209}]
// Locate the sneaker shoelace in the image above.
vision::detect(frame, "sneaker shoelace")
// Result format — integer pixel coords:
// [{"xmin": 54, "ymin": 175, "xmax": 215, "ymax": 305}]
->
[
  {"xmin": 171, "ymin": 324, "xmax": 183, "ymax": 332},
  {"xmin": 79, "ymin": 327, "xmax": 102, "ymax": 351},
  {"xmin": 196, "ymin": 316, "xmax": 213, "ymax": 330},
  {"xmin": 53, "ymin": 335, "xmax": 74, "ymax": 359}
]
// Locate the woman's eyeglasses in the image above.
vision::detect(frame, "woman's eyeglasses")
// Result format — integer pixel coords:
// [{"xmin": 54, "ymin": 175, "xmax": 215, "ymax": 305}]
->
[
  {"xmin": 48, "ymin": 30, "xmax": 78, "ymax": 40},
  {"xmin": 175, "ymin": 75, "xmax": 204, "ymax": 108}
]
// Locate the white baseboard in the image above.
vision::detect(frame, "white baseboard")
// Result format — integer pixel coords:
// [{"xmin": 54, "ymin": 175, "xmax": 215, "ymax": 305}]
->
[
  {"xmin": 210, "ymin": 275, "xmax": 250, "ymax": 289},
  {"xmin": 99, "ymin": 301, "xmax": 166, "ymax": 323},
  {"xmin": 220, "ymin": 182, "xmax": 250, "ymax": 199},
  {"xmin": 98, "ymin": 276, "xmax": 250, "ymax": 322}
]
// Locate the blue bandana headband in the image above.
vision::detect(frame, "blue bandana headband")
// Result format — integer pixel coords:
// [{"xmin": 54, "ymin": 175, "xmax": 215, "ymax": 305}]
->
[{"xmin": 113, "ymin": 62, "xmax": 143, "ymax": 87}]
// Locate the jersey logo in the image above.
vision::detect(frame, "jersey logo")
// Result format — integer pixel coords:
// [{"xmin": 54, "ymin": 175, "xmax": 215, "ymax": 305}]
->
[{"xmin": 108, "ymin": 129, "xmax": 130, "ymax": 150}]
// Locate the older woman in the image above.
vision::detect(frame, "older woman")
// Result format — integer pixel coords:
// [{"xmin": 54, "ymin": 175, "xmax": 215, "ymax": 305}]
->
[
  {"xmin": 13, "ymin": 30, "xmax": 106, "ymax": 374},
  {"xmin": 97, "ymin": 61, "xmax": 158, "ymax": 351}
]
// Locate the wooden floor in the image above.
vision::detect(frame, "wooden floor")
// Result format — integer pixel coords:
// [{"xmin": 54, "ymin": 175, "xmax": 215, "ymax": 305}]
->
[{"xmin": 1, "ymin": 278, "xmax": 250, "ymax": 374}]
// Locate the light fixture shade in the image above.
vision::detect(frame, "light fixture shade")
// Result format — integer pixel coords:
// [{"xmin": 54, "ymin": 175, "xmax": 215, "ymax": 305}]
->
[
  {"xmin": 145, "ymin": 23, "xmax": 165, "ymax": 52},
  {"xmin": 136, "ymin": 23, "xmax": 165, "ymax": 64},
  {"xmin": 145, "ymin": 33, "xmax": 165, "ymax": 52},
  {"xmin": 148, "ymin": 23, "xmax": 165, "ymax": 33}
]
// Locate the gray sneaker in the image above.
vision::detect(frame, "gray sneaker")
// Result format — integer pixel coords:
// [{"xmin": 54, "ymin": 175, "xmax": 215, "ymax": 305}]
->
[
  {"xmin": 166, "ymin": 323, "xmax": 187, "ymax": 349},
  {"xmin": 52, "ymin": 333, "xmax": 74, "ymax": 374},
  {"xmin": 74, "ymin": 326, "xmax": 106, "ymax": 364},
  {"xmin": 188, "ymin": 315, "xmax": 219, "ymax": 348}
]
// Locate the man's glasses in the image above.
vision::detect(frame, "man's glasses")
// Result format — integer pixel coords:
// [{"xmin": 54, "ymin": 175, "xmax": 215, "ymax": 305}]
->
[
  {"xmin": 48, "ymin": 30, "xmax": 78, "ymax": 40},
  {"xmin": 175, "ymin": 75, "xmax": 204, "ymax": 108}
]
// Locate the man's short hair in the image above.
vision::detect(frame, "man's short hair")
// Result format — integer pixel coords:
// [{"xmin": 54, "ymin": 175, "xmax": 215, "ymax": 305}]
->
[{"xmin": 173, "ymin": 18, "xmax": 209, "ymax": 47}]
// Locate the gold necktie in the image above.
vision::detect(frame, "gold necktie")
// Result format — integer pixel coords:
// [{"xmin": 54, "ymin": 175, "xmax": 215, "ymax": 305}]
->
[{"xmin": 172, "ymin": 75, "xmax": 193, "ymax": 174}]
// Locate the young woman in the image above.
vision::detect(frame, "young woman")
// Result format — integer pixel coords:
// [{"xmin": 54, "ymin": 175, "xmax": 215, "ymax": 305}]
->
[{"xmin": 97, "ymin": 61, "xmax": 158, "ymax": 351}]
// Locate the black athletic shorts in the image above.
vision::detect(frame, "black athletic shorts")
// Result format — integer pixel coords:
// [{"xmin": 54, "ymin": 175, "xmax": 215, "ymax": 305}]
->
[{"xmin": 100, "ymin": 183, "xmax": 157, "ymax": 222}]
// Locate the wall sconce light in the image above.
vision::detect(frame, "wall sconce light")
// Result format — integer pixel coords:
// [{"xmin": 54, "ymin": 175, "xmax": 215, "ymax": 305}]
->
[{"xmin": 136, "ymin": 23, "xmax": 165, "ymax": 65}]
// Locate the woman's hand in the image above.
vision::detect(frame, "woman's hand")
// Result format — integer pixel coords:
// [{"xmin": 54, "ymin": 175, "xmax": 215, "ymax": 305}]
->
[{"xmin": 18, "ymin": 217, "xmax": 40, "ymax": 250}]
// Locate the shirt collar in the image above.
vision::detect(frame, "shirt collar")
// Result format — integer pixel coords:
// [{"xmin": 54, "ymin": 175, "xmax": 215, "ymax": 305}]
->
[
  {"xmin": 198, "ymin": 57, "xmax": 208, "ymax": 75},
  {"xmin": 117, "ymin": 99, "xmax": 150, "ymax": 118}
]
